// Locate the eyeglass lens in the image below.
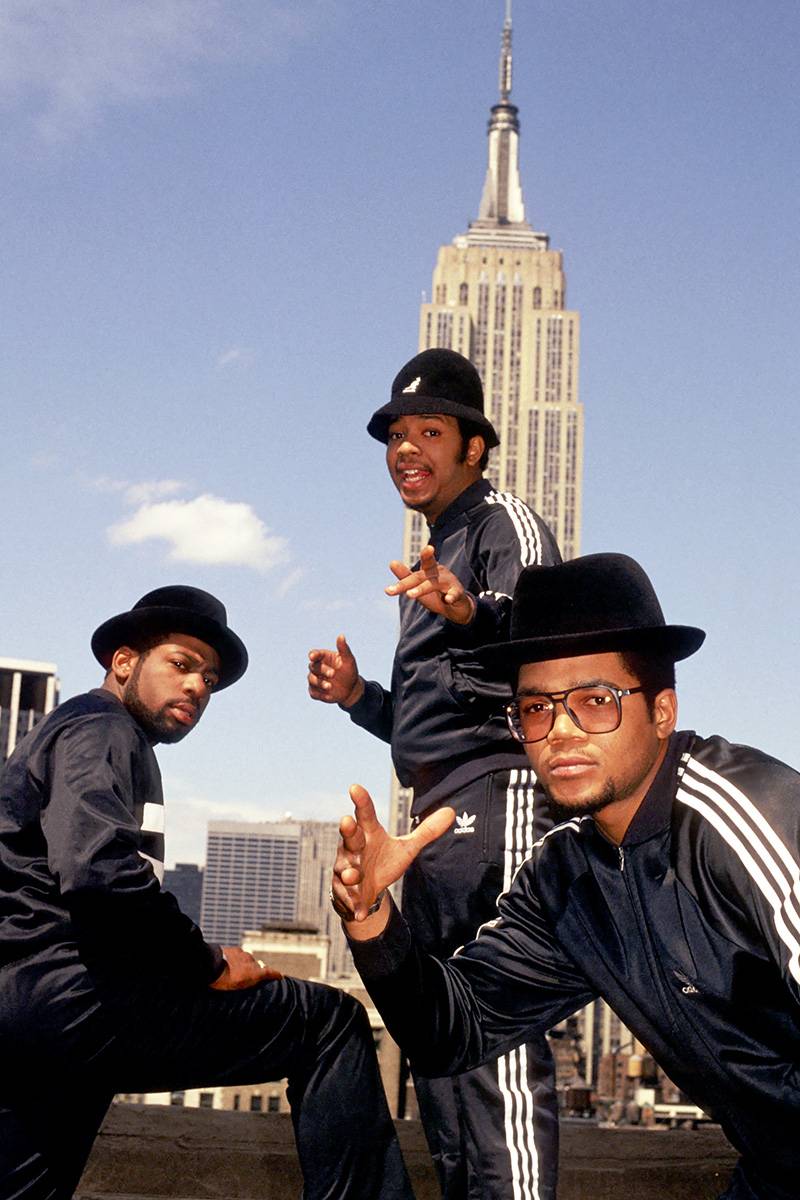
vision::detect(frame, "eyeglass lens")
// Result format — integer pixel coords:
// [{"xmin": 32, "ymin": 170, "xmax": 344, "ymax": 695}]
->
[{"xmin": 511, "ymin": 686, "xmax": 622, "ymax": 741}]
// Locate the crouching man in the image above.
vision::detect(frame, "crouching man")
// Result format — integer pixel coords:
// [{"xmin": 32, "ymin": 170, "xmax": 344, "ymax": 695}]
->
[
  {"xmin": 0, "ymin": 586, "xmax": 413, "ymax": 1200},
  {"xmin": 333, "ymin": 554, "xmax": 800, "ymax": 1200}
]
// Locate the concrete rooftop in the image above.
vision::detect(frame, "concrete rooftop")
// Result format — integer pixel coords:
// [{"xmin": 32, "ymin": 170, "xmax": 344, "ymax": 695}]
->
[{"xmin": 76, "ymin": 1105, "xmax": 738, "ymax": 1199}]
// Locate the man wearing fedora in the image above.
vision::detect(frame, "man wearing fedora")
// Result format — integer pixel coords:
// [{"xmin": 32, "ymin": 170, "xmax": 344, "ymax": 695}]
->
[
  {"xmin": 334, "ymin": 553, "xmax": 800, "ymax": 1200},
  {"xmin": 309, "ymin": 348, "xmax": 561, "ymax": 1199},
  {"xmin": 0, "ymin": 586, "xmax": 415, "ymax": 1200}
]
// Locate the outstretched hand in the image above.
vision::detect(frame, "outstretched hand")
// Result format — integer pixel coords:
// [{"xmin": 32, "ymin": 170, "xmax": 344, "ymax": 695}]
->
[
  {"xmin": 332, "ymin": 784, "xmax": 455, "ymax": 938},
  {"xmin": 385, "ymin": 545, "xmax": 476, "ymax": 625},
  {"xmin": 307, "ymin": 634, "xmax": 364, "ymax": 708}
]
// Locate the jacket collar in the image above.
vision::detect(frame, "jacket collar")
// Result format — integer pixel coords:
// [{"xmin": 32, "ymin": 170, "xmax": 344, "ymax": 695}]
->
[
  {"xmin": 428, "ymin": 478, "xmax": 492, "ymax": 538},
  {"xmin": 620, "ymin": 729, "xmax": 695, "ymax": 846}
]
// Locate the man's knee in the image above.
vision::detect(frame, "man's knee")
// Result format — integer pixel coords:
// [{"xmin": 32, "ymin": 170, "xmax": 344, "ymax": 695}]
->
[{"xmin": 290, "ymin": 981, "xmax": 370, "ymax": 1062}]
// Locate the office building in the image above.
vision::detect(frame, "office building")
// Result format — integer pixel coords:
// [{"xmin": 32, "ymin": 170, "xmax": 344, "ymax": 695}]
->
[
  {"xmin": 200, "ymin": 819, "xmax": 350, "ymax": 978},
  {"xmin": 0, "ymin": 657, "xmax": 59, "ymax": 764},
  {"xmin": 163, "ymin": 862, "xmax": 203, "ymax": 925}
]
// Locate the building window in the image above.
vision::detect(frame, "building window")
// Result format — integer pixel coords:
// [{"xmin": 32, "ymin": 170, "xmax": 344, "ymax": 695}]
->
[
  {"xmin": 199, "ymin": 1092, "xmax": 214, "ymax": 1109},
  {"xmin": 233, "ymin": 1094, "xmax": 241, "ymax": 1111},
  {"xmin": 459, "ymin": 281, "xmax": 469, "ymax": 305},
  {"xmin": 267, "ymin": 1094, "xmax": 281, "ymax": 1113},
  {"xmin": 170, "ymin": 1092, "xmax": 185, "ymax": 1106},
  {"xmin": 533, "ymin": 286, "xmax": 542, "ymax": 309},
  {"xmin": 250, "ymin": 1095, "xmax": 263, "ymax": 1112}
]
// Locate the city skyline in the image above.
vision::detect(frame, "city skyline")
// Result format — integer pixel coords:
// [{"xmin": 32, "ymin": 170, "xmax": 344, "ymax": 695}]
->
[{"xmin": 2, "ymin": 1, "xmax": 798, "ymax": 866}]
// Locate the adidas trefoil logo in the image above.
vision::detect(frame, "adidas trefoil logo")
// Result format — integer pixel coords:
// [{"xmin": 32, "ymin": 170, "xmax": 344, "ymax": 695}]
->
[
  {"xmin": 402, "ymin": 376, "xmax": 422, "ymax": 394},
  {"xmin": 453, "ymin": 811, "xmax": 477, "ymax": 835}
]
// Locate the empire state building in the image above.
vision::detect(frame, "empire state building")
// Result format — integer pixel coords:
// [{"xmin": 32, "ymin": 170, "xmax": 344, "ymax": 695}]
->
[
  {"xmin": 391, "ymin": 5, "xmax": 584, "ymax": 838},
  {"xmin": 400, "ymin": 4, "xmax": 584, "ymax": 571}
]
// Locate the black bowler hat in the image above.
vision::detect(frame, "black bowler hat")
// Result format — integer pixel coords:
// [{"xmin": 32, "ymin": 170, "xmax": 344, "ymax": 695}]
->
[
  {"xmin": 91, "ymin": 586, "xmax": 248, "ymax": 690},
  {"xmin": 476, "ymin": 553, "xmax": 705, "ymax": 673},
  {"xmin": 367, "ymin": 348, "xmax": 499, "ymax": 449}
]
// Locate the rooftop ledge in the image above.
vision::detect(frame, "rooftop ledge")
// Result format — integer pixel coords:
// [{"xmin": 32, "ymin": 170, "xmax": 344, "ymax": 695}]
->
[{"xmin": 77, "ymin": 1104, "xmax": 738, "ymax": 1199}]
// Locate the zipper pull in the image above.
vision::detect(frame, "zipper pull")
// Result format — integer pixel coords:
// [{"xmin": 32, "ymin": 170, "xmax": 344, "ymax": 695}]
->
[{"xmin": 618, "ymin": 846, "xmax": 625, "ymax": 872}]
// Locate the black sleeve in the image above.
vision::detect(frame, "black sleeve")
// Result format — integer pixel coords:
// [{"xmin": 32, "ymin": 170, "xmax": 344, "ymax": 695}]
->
[
  {"xmin": 678, "ymin": 748, "xmax": 800, "ymax": 1007},
  {"xmin": 345, "ymin": 679, "xmax": 394, "ymax": 744},
  {"xmin": 348, "ymin": 859, "xmax": 595, "ymax": 1077},
  {"xmin": 39, "ymin": 716, "xmax": 223, "ymax": 985},
  {"xmin": 446, "ymin": 499, "xmax": 562, "ymax": 649}
]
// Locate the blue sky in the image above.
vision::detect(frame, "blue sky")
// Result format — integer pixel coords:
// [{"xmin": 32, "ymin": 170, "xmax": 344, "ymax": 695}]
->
[{"xmin": 3, "ymin": 0, "xmax": 798, "ymax": 866}]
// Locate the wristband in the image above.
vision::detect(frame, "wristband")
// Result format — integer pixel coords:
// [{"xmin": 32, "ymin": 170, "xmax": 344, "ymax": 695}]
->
[{"xmin": 330, "ymin": 889, "xmax": 385, "ymax": 922}]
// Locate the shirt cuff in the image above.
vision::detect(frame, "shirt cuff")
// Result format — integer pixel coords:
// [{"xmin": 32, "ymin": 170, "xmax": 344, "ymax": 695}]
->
[{"xmin": 345, "ymin": 896, "xmax": 413, "ymax": 977}]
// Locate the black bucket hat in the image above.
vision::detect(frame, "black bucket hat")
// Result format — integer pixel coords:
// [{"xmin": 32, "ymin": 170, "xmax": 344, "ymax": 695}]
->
[
  {"xmin": 367, "ymin": 348, "xmax": 499, "ymax": 448},
  {"xmin": 475, "ymin": 553, "xmax": 705, "ymax": 674},
  {"xmin": 91, "ymin": 585, "xmax": 248, "ymax": 690}
]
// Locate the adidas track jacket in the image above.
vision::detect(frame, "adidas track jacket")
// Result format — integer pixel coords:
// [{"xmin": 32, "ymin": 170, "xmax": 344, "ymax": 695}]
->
[
  {"xmin": 351, "ymin": 730, "xmax": 800, "ymax": 1198},
  {"xmin": 347, "ymin": 478, "xmax": 561, "ymax": 816}
]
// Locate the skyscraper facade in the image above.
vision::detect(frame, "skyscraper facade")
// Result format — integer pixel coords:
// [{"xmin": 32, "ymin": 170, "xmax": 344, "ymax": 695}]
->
[
  {"xmin": 400, "ymin": 7, "xmax": 583, "ymax": 574},
  {"xmin": 201, "ymin": 820, "xmax": 300, "ymax": 946},
  {"xmin": 200, "ymin": 819, "xmax": 351, "ymax": 978},
  {"xmin": 391, "ymin": 7, "xmax": 584, "ymax": 836}
]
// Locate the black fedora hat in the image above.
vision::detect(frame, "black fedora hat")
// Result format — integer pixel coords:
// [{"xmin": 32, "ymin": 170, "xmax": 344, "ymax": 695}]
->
[
  {"xmin": 476, "ymin": 553, "xmax": 705, "ymax": 673},
  {"xmin": 367, "ymin": 348, "xmax": 499, "ymax": 448},
  {"xmin": 91, "ymin": 585, "xmax": 248, "ymax": 690}
]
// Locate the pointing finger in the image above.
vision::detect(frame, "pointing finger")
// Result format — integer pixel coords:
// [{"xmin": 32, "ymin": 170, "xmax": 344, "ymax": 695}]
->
[{"xmin": 388, "ymin": 559, "xmax": 412, "ymax": 582}]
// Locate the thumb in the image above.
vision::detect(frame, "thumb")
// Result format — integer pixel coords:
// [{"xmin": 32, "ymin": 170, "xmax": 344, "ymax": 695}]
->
[
  {"xmin": 348, "ymin": 782, "xmax": 382, "ymax": 833},
  {"xmin": 336, "ymin": 633, "xmax": 355, "ymax": 662},
  {"xmin": 406, "ymin": 806, "xmax": 455, "ymax": 856}
]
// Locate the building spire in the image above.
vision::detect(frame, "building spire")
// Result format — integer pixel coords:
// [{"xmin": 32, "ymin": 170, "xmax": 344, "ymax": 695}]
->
[
  {"xmin": 499, "ymin": 0, "xmax": 512, "ymax": 102},
  {"xmin": 457, "ymin": 3, "xmax": 548, "ymax": 249}
]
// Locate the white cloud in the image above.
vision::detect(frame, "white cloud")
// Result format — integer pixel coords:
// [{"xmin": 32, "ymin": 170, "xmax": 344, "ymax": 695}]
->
[
  {"xmin": 275, "ymin": 566, "xmax": 305, "ymax": 598},
  {"xmin": 123, "ymin": 479, "xmax": 186, "ymax": 505},
  {"xmin": 84, "ymin": 473, "xmax": 130, "ymax": 494},
  {"xmin": 108, "ymin": 492, "xmax": 288, "ymax": 572},
  {"xmin": 216, "ymin": 345, "xmax": 256, "ymax": 369},
  {"xmin": 82, "ymin": 474, "xmax": 187, "ymax": 504},
  {"xmin": 0, "ymin": 0, "xmax": 336, "ymax": 142}
]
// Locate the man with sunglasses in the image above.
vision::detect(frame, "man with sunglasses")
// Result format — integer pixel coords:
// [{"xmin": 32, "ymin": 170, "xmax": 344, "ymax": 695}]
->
[{"xmin": 334, "ymin": 554, "xmax": 800, "ymax": 1200}]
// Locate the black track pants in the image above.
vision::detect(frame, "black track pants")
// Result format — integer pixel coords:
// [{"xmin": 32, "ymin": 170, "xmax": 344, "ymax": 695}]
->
[
  {"xmin": 403, "ymin": 768, "xmax": 558, "ymax": 1200},
  {"xmin": 0, "ymin": 974, "xmax": 413, "ymax": 1200}
]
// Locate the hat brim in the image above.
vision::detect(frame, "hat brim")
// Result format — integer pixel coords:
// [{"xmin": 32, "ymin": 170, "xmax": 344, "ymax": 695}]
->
[
  {"xmin": 91, "ymin": 606, "xmax": 248, "ymax": 690},
  {"xmin": 474, "ymin": 624, "xmax": 706, "ymax": 677},
  {"xmin": 367, "ymin": 397, "xmax": 499, "ymax": 448}
]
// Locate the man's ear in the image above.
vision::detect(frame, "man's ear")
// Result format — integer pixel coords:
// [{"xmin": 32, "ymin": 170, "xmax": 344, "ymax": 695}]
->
[
  {"xmin": 466, "ymin": 434, "xmax": 485, "ymax": 468},
  {"xmin": 653, "ymin": 688, "xmax": 678, "ymax": 740},
  {"xmin": 110, "ymin": 645, "xmax": 138, "ymax": 684}
]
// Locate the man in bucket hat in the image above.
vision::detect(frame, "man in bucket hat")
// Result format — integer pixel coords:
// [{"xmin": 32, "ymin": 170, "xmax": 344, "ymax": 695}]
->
[
  {"xmin": 309, "ymin": 349, "xmax": 561, "ymax": 1200},
  {"xmin": 0, "ymin": 586, "xmax": 415, "ymax": 1200},
  {"xmin": 334, "ymin": 554, "xmax": 800, "ymax": 1200}
]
